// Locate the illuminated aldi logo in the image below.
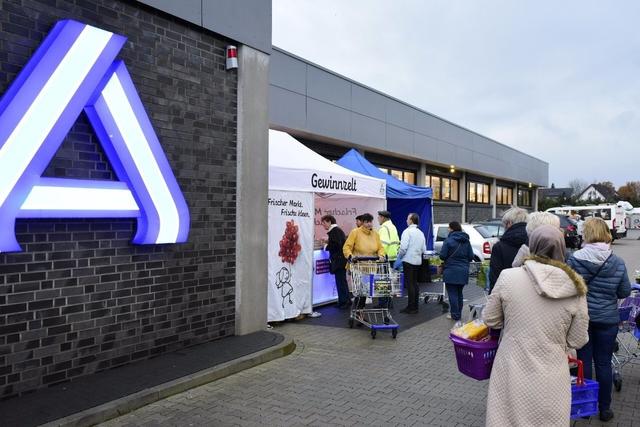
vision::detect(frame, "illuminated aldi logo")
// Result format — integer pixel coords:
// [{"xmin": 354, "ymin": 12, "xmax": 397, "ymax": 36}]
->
[{"xmin": 0, "ymin": 20, "xmax": 190, "ymax": 253}]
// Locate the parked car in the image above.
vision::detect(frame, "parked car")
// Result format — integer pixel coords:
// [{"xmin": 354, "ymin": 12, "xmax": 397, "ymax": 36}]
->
[
  {"xmin": 476, "ymin": 219, "xmax": 505, "ymax": 238},
  {"xmin": 546, "ymin": 204, "xmax": 627, "ymax": 240},
  {"xmin": 553, "ymin": 214, "xmax": 580, "ymax": 249},
  {"xmin": 432, "ymin": 223, "xmax": 499, "ymax": 261}
]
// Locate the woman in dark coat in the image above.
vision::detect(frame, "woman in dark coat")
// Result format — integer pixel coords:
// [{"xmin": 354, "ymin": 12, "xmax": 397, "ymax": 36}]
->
[
  {"xmin": 489, "ymin": 207, "xmax": 529, "ymax": 293},
  {"xmin": 440, "ymin": 221, "xmax": 474, "ymax": 321},
  {"xmin": 567, "ymin": 217, "xmax": 630, "ymax": 422}
]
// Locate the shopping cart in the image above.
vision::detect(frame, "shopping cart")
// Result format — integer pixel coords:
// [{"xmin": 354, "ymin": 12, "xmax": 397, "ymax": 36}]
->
[
  {"xmin": 467, "ymin": 261, "xmax": 490, "ymax": 320},
  {"xmin": 349, "ymin": 257, "xmax": 402, "ymax": 339},
  {"xmin": 421, "ymin": 254, "xmax": 447, "ymax": 311},
  {"xmin": 612, "ymin": 284, "xmax": 640, "ymax": 392}
]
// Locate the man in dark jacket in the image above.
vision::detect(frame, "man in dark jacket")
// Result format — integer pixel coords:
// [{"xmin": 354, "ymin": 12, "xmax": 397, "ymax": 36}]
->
[
  {"xmin": 321, "ymin": 214, "xmax": 350, "ymax": 308},
  {"xmin": 489, "ymin": 207, "xmax": 529, "ymax": 292}
]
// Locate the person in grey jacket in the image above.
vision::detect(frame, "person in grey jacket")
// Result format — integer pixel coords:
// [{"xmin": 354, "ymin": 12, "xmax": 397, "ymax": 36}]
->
[
  {"xmin": 567, "ymin": 217, "xmax": 631, "ymax": 423},
  {"xmin": 440, "ymin": 221, "xmax": 474, "ymax": 321},
  {"xmin": 397, "ymin": 213, "xmax": 427, "ymax": 314}
]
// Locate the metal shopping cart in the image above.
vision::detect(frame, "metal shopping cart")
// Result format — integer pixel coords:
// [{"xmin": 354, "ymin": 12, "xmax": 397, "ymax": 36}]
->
[
  {"xmin": 421, "ymin": 254, "xmax": 448, "ymax": 311},
  {"xmin": 467, "ymin": 261, "xmax": 491, "ymax": 320},
  {"xmin": 349, "ymin": 257, "xmax": 402, "ymax": 339},
  {"xmin": 612, "ymin": 284, "xmax": 640, "ymax": 391}
]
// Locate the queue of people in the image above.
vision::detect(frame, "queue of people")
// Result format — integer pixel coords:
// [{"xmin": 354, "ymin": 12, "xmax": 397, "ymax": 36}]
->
[
  {"xmin": 320, "ymin": 207, "xmax": 633, "ymax": 424},
  {"xmin": 484, "ymin": 212, "xmax": 631, "ymax": 425}
]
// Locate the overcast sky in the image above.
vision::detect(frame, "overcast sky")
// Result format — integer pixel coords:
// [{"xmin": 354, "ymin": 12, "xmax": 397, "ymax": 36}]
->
[{"xmin": 272, "ymin": 0, "xmax": 640, "ymax": 188}]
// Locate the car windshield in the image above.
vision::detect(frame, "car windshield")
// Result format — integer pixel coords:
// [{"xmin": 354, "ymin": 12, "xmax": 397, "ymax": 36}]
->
[
  {"xmin": 474, "ymin": 225, "xmax": 493, "ymax": 238},
  {"xmin": 478, "ymin": 223, "xmax": 502, "ymax": 237}
]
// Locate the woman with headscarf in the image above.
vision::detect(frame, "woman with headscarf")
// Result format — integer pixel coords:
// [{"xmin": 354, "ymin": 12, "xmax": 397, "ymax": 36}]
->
[
  {"xmin": 567, "ymin": 217, "xmax": 630, "ymax": 422},
  {"xmin": 484, "ymin": 225, "xmax": 589, "ymax": 427}
]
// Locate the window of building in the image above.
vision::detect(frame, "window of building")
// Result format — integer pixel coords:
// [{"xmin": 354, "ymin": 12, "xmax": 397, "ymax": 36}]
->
[
  {"xmin": 468, "ymin": 182, "xmax": 490, "ymax": 204},
  {"xmin": 426, "ymin": 175, "xmax": 459, "ymax": 201},
  {"xmin": 376, "ymin": 165, "xmax": 416, "ymax": 184},
  {"xmin": 496, "ymin": 186, "xmax": 513, "ymax": 205},
  {"xmin": 518, "ymin": 189, "xmax": 532, "ymax": 207}
]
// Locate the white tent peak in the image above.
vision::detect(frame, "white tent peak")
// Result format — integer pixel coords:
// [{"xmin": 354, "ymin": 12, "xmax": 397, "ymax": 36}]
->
[{"xmin": 268, "ymin": 129, "xmax": 386, "ymax": 198}]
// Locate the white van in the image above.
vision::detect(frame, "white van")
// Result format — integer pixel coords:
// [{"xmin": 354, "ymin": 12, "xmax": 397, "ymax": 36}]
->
[{"xmin": 545, "ymin": 205, "xmax": 627, "ymax": 240}]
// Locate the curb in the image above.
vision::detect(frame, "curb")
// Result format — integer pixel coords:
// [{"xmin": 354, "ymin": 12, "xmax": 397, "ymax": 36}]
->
[{"xmin": 41, "ymin": 333, "xmax": 296, "ymax": 427}]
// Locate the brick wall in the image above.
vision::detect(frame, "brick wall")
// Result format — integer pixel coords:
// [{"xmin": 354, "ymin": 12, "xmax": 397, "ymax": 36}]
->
[
  {"xmin": 466, "ymin": 205, "xmax": 493, "ymax": 223},
  {"xmin": 433, "ymin": 204, "xmax": 463, "ymax": 224},
  {"xmin": 0, "ymin": 0, "xmax": 237, "ymax": 398}
]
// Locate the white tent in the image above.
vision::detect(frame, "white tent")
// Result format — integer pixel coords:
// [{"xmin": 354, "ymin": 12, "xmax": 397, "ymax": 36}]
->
[
  {"xmin": 268, "ymin": 130, "xmax": 387, "ymax": 198},
  {"xmin": 267, "ymin": 130, "xmax": 386, "ymax": 321}
]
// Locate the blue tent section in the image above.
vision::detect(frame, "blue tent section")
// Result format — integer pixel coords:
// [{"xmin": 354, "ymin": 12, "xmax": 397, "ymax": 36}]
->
[{"xmin": 336, "ymin": 149, "xmax": 434, "ymax": 249}]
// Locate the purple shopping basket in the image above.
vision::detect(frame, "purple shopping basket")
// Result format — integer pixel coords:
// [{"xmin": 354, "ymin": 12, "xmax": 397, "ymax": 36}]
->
[{"xmin": 449, "ymin": 333, "xmax": 499, "ymax": 380}]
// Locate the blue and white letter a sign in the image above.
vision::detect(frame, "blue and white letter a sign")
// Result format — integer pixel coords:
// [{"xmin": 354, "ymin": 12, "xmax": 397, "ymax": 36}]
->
[{"xmin": 0, "ymin": 20, "xmax": 190, "ymax": 253}]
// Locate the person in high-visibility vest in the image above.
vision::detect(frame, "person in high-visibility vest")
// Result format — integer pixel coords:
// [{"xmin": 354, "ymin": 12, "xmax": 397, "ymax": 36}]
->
[
  {"xmin": 378, "ymin": 210, "xmax": 400, "ymax": 260},
  {"xmin": 377, "ymin": 210, "xmax": 400, "ymax": 308}
]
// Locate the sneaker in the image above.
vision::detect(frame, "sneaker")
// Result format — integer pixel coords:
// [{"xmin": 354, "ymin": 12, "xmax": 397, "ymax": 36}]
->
[
  {"xmin": 446, "ymin": 314, "xmax": 452, "ymax": 319},
  {"xmin": 599, "ymin": 409, "xmax": 614, "ymax": 422},
  {"xmin": 308, "ymin": 311, "xmax": 322, "ymax": 318}
]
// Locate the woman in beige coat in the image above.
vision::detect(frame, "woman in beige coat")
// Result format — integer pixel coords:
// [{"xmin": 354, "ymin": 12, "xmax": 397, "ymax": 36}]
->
[{"xmin": 484, "ymin": 225, "xmax": 589, "ymax": 427}]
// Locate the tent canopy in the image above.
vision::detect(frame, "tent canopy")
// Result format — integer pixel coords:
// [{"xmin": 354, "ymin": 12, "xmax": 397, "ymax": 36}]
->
[
  {"xmin": 269, "ymin": 130, "xmax": 386, "ymax": 199},
  {"xmin": 336, "ymin": 149, "xmax": 432, "ymax": 199},
  {"xmin": 337, "ymin": 149, "xmax": 434, "ymax": 249}
]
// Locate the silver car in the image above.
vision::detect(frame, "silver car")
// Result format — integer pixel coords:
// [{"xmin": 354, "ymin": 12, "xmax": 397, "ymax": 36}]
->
[{"xmin": 432, "ymin": 223, "xmax": 499, "ymax": 261}]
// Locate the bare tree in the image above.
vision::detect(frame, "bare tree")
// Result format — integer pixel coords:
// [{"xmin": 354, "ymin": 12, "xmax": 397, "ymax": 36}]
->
[{"xmin": 567, "ymin": 178, "xmax": 588, "ymax": 197}]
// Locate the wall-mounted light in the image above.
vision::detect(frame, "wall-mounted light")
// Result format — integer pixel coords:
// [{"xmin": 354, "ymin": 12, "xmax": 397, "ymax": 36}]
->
[
  {"xmin": 226, "ymin": 45, "xmax": 238, "ymax": 70},
  {"xmin": 528, "ymin": 182, "xmax": 532, "ymax": 188},
  {"xmin": 449, "ymin": 164, "xmax": 455, "ymax": 173}
]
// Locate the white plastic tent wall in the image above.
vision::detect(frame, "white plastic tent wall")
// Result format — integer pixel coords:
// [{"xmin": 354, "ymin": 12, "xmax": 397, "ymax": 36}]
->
[{"xmin": 268, "ymin": 130, "xmax": 386, "ymax": 198}]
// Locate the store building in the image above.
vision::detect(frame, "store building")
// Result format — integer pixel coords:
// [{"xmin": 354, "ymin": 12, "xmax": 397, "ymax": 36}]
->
[
  {"xmin": 0, "ymin": 0, "xmax": 547, "ymax": 399},
  {"xmin": 0, "ymin": 0, "xmax": 269, "ymax": 398},
  {"xmin": 269, "ymin": 48, "xmax": 548, "ymax": 222}
]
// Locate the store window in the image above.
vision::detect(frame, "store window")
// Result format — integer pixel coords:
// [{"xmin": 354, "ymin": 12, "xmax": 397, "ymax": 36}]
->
[
  {"xmin": 377, "ymin": 166, "xmax": 416, "ymax": 184},
  {"xmin": 467, "ymin": 181, "xmax": 490, "ymax": 204},
  {"xmin": 496, "ymin": 186, "xmax": 513, "ymax": 205},
  {"xmin": 426, "ymin": 175, "xmax": 459, "ymax": 201},
  {"xmin": 518, "ymin": 189, "xmax": 532, "ymax": 207}
]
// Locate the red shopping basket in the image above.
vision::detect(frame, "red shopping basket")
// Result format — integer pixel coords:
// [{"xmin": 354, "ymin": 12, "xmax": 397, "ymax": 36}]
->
[
  {"xmin": 449, "ymin": 332, "xmax": 499, "ymax": 380},
  {"xmin": 569, "ymin": 357, "xmax": 599, "ymax": 419}
]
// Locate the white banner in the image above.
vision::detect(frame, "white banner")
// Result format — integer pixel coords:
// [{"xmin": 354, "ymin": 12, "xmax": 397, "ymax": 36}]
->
[
  {"xmin": 269, "ymin": 168, "xmax": 387, "ymax": 199},
  {"xmin": 314, "ymin": 195, "xmax": 386, "ymax": 239},
  {"xmin": 268, "ymin": 190, "xmax": 314, "ymax": 321}
]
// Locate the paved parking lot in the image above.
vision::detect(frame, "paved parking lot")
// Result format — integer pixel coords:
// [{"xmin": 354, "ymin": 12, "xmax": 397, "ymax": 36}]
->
[{"xmin": 102, "ymin": 233, "xmax": 640, "ymax": 427}]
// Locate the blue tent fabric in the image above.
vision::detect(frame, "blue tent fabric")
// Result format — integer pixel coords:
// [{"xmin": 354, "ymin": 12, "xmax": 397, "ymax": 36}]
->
[{"xmin": 336, "ymin": 149, "xmax": 434, "ymax": 249}]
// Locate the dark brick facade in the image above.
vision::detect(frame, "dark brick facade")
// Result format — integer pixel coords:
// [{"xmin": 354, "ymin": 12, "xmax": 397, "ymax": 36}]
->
[
  {"xmin": 0, "ymin": 0, "xmax": 237, "ymax": 398},
  {"xmin": 433, "ymin": 203, "xmax": 463, "ymax": 224},
  {"xmin": 466, "ymin": 205, "xmax": 493, "ymax": 223}
]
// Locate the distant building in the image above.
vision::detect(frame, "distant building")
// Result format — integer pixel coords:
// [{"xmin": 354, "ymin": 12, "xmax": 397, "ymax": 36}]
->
[
  {"xmin": 538, "ymin": 186, "xmax": 573, "ymax": 201},
  {"xmin": 576, "ymin": 184, "xmax": 617, "ymax": 202}
]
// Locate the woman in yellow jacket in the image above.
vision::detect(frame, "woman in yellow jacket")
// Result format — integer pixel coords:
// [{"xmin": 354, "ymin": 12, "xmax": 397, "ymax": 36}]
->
[{"xmin": 343, "ymin": 213, "xmax": 385, "ymax": 309}]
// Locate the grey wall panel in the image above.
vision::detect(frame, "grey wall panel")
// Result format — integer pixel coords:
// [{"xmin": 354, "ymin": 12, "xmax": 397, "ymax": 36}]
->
[
  {"xmin": 386, "ymin": 100, "xmax": 414, "ymax": 130},
  {"xmin": 138, "ymin": 0, "xmax": 201, "ymax": 24},
  {"xmin": 307, "ymin": 98, "xmax": 350, "ymax": 141},
  {"xmin": 351, "ymin": 113, "xmax": 386, "ymax": 150},
  {"xmin": 456, "ymin": 146, "xmax": 474, "ymax": 169},
  {"xmin": 202, "ymin": 0, "xmax": 271, "ymax": 54},
  {"xmin": 437, "ymin": 141, "xmax": 455, "ymax": 165},
  {"xmin": 414, "ymin": 113, "xmax": 438, "ymax": 137},
  {"xmin": 269, "ymin": 86, "xmax": 306, "ymax": 130},
  {"xmin": 269, "ymin": 50, "xmax": 306, "ymax": 94},
  {"xmin": 386, "ymin": 124, "xmax": 413, "ymax": 154},
  {"xmin": 352, "ymin": 85, "xmax": 385, "ymax": 121},
  {"xmin": 307, "ymin": 66, "xmax": 351, "ymax": 109},
  {"xmin": 414, "ymin": 133, "xmax": 439, "ymax": 159},
  {"xmin": 138, "ymin": 0, "xmax": 271, "ymax": 54},
  {"xmin": 269, "ymin": 47, "xmax": 549, "ymax": 187}
]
